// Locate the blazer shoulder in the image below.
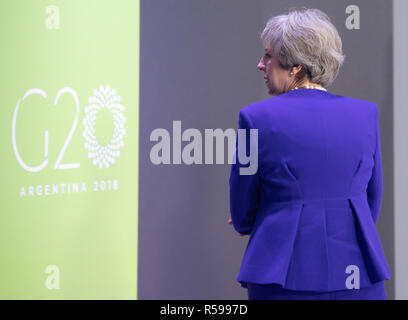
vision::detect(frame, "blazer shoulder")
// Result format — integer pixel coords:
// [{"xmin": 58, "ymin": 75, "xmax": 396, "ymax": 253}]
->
[
  {"xmin": 356, "ymin": 98, "xmax": 379, "ymax": 120},
  {"xmin": 337, "ymin": 94, "xmax": 377, "ymax": 109},
  {"xmin": 367, "ymin": 100, "xmax": 379, "ymax": 115},
  {"xmin": 330, "ymin": 95, "xmax": 378, "ymax": 119},
  {"xmin": 238, "ymin": 96, "xmax": 282, "ymax": 120}
]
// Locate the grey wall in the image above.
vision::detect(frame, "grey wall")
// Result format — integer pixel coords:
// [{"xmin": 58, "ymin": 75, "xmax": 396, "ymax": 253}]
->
[
  {"xmin": 139, "ymin": 0, "xmax": 395, "ymax": 299},
  {"xmin": 139, "ymin": 0, "xmax": 263, "ymax": 299},
  {"xmin": 393, "ymin": 0, "xmax": 408, "ymax": 300}
]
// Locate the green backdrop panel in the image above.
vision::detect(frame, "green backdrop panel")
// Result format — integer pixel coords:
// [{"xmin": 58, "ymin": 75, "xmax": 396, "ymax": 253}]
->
[{"xmin": 0, "ymin": 0, "xmax": 139, "ymax": 299}]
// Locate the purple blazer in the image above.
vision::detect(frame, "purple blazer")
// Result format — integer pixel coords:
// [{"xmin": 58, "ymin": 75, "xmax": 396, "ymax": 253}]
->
[{"xmin": 229, "ymin": 88, "xmax": 391, "ymax": 291}]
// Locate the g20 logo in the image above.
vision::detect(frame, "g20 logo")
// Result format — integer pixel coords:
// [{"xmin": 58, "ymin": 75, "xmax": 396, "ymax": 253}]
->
[{"xmin": 12, "ymin": 85, "xmax": 126, "ymax": 172}]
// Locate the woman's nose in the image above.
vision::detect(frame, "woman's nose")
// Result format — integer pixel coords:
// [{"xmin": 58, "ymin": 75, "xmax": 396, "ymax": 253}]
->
[{"xmin": 257, "ymin": 58, "xmax": 265, "ymax": 71}]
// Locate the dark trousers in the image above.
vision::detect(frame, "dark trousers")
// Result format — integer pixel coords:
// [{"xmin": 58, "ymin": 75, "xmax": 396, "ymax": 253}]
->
[{"xmin": 247, "ymin": 281, "xmax": 386, "ymax": 300}]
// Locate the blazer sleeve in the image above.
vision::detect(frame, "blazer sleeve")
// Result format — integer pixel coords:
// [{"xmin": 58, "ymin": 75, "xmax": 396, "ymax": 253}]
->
[
  {"xmin": 366, "ymin": 103, "xmax": 383, "ymax": 224},
  {"xmin": 229, "ymin": 110, "xmax": 261, "ymax": 235}
]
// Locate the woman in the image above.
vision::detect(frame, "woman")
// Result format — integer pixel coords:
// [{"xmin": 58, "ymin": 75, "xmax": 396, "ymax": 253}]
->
[{"xmin": 228, "ymin": 8, "xmax": 391, "ymax": 300}]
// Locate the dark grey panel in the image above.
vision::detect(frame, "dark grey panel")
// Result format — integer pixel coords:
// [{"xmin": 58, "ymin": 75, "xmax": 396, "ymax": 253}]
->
[
  {"xmin": 139, "ymin": 0, "xmax": 263, "ymax": 299},
  {"xmin": 139, "ymin": 0, "xmax": 394, "ymax": 299}
]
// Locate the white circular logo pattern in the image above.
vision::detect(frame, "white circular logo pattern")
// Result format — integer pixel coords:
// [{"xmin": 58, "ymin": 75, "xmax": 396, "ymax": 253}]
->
[{"xmin": 82, "ymin": 85, "xmax": 126, "ymax": 168}]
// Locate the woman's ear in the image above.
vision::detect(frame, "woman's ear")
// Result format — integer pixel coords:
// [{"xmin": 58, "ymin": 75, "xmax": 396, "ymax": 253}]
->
[{"xmin": 291, "ymin": 64, "xmax": 303, "ymax": 75}]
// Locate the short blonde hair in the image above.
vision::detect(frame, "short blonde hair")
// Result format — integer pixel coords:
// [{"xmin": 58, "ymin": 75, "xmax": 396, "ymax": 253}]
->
[{"xmin": 261, "ymin": 8, "xmax": 345, "ymax": 87}]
